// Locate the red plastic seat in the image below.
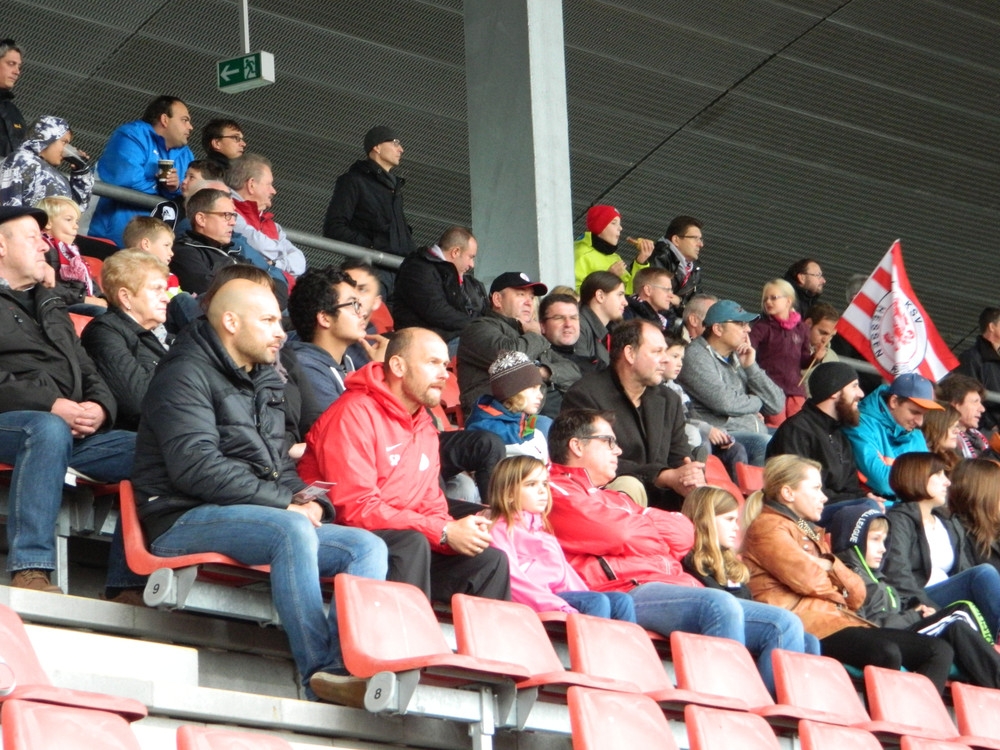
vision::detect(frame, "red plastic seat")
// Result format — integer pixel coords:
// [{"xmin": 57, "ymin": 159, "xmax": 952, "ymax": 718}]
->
[
  {"xmin": 952, "ymin": 682, "xmax": 1000, "ymax": 747},
  {"xmin": 735, "ymin": 462, "xmax": 764, "ymax": 495},
  {"xmin": 335, "ymin": 574, "xmax": 529, "ymax": 682},
  {"xmin": 567, "ymin": 686, "xmax": 677, "ymax": 750},
  {"xmin": 773, "ymin": 648, "xmax": 892, "ymax": 729},
  {"xmin": 864, "ymin": 666, "xmax": 991, "ymax": 746},
  {"xmin": 0, "ymin": 605, "xmax": 146, "ymax": 721},
  {"xmin": 684, "ymin": 704, "xmax": 780, "ymax": 750},
  {"xmin": 670, "ymin": 632, "xmax": 815, "ymax": 729},
  {"xmin": 440, "ymin": 366, "xmax": 465, "ymax": 428},
  {"xmin": 798, "ymin": 720, "xmax": 882, "ymax": 750},
  {"xmin": 703, "ymin": 455, "xmax": 744, "ymax": 508},
  {"xmin": 80, "ymin": 255, "xmax": 104, "ymax": 285},
  {"xmin": 119, "ymin": 479, "xmax": 270, "ymax": 577},
  {"xmin": 900, "ymin": 738, "xmax": 975, "ymax": 750},
  {"xmin": 2, "ymin": 699, "xmax": 141, "ymax": 750},
  {"xmin": 68, "ymin": 312, "xmax": 93, "ymax": 337},
  {"xmin": 451, "ymin": 593, "xmax": 637, "ymax": 699},
  {"xmin": 566, "ymin": 613, "xmax": 746, "ymax": 715},
  {"xmin": 177, "ymin": 725, "xmax": 293, "ymax": 749}
]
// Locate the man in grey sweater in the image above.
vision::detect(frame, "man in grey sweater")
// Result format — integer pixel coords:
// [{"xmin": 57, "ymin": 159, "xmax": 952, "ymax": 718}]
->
[{"xmin": 675, "ymin": 300, "xmax": 784, "ymax": 465}]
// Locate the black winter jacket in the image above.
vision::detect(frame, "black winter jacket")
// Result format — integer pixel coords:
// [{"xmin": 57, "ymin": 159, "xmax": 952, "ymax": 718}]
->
[
  {"xmin": 766, "ymin": 402, "xmax": 863, "ymax": 502},
  {"xmin": 0, "ymin": 89, "xmax": 25, "ymax": 158},
  {"xmin": 957, "ymin": 336, "xmax": 1000, "ymax": 431},
  {"xmin": 0, "ymin": 283, "xmax": 116, "ymax": 421},
  {"xmin": 563, "ymin": 368, "xmax": 693, "ymax": 510},
  {"xmin": 169, "ymin": 230, "xmax": 243, "ymax": 296},
  {"xmin": 133, "ymin": 318, "xmax": 309, "ymax": 542},
  {"xmin": 882, "ymin": 501, "xmax": 977, "ymax": 609},
  {"xmin": 80, "ymin": 307, "xmax": 169, "ymax": 430},
  {"xmin": 322, "ymin": 159, "xmax": 415, "ymax": 257},
  {"xmin": 393, "ymin": 247, "xmax": 488, "ymax": 339}
]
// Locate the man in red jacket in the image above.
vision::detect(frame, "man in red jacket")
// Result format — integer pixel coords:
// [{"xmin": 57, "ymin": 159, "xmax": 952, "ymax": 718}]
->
[
  {"xmin": 546, "ymin": 408, "xmax": 815, "ymax": 691},
  {"xmin": 299, "ymin": 327, "xmax": 510, "ymax": 602}
]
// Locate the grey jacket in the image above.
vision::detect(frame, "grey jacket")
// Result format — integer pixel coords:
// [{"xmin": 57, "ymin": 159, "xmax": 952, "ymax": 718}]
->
[{"xmin": 676, "ymin": 336, "xmax": 784, "ymax": 434}]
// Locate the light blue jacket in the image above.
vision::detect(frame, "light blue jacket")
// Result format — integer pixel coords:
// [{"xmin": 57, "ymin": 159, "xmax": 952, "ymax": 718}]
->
[
  {"xmin": 89, "ymin": 120, "xmax": 194, "ymax": 246},
  {"xmin": 842, "ymin": 384, "xmax": 929, "ymax": 498}
]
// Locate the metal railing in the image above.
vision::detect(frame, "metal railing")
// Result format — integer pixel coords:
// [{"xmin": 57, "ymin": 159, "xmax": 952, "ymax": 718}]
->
[{"xmin": 90, "ymin": 180, "xmax": 403, "ymax": 270}]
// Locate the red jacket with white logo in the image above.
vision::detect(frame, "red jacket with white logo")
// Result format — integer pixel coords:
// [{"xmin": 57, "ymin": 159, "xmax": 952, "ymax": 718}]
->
[
  {"xmin": 547, "ymin": 463, "xmax": 700, "ymax": 592},
  {"xmin": 299, "ymin": 362, "xmax": 452, "ymax": 551}
]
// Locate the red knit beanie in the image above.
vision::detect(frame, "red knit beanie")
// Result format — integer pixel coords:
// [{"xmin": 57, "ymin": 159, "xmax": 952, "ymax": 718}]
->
[{"xmin": 586, "ymin": 205, "xmax": 620, "ymax": 235}]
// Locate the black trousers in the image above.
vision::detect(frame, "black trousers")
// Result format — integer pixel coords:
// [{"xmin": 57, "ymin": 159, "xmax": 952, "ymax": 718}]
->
[
  {"xmin": 909, "ymin": 602, "xmax": 1000, "ymax": 690},
  {"xmin": 820, "ymin": 626, "xmax": 953, "ymax": 694},
  {"xmin": 438, "ymin": 429, "xmax": 505, "ymax": 501},
  {"xmin": 373, "ymin": 528, "xmax": 510, "ymax": 603}
]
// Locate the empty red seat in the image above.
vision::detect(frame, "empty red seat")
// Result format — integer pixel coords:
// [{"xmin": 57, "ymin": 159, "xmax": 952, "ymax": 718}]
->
[
  {"xmin": 566, "ymin": 612, "xmax": 746, "ymax": 715},
  {"xmin": 567, "ymin": 686, "xmax": 677, "ymax": 750},
  {"xmin": 177, "ymin": 725, "xmax": 293, "ymax": 749},
  {"xmin": 684, "ymin": 704, "xmax": 780, "ymax": 750},
  {"xmin": 798, "ymin": 719, "xmax": 882, "ymax": 750},
  {"xmin": 0, "ymin": 604, "xmax": 146, "ymax": 721},
  {"xmin": 2, "ymin": 699, "xmax": 141, "ymax": 750}
]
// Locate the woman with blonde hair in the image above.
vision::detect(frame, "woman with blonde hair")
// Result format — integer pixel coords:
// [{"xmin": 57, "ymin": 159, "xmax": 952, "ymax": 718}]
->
[
  {"xmin": 741, "ymin": 454, "xmax": 953, "ymax": 693},
  {"xmin": 749, "ymin": 279, "xmax": 817, "ymax": 427},
  {"xmin": 80, "ymin": 249, "xmax": 170, "ymax": 430},
  {"xmin": 949, "ymin": 458, "xmax": 1000, "ymax": 572}
]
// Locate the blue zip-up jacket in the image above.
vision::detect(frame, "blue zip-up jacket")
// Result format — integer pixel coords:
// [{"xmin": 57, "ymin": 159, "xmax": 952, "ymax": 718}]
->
[
  {"xmin": 89, "ymin": 120, "xmax": 194, "ymax": 246},
  {"xmin": 842, "ymin": 384, "xmax": 929, "ymax": 498}
]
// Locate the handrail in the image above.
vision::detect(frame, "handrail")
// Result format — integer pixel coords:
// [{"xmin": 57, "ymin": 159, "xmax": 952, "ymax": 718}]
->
[{"xmin": 90, "ymin": 180, "xmax": 403, "ymax": 270}]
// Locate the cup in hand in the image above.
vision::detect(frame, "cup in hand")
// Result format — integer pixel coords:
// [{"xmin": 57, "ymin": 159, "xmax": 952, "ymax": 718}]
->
[{"xmin": 157, "ymin": 159, "xmax": 174, "ymax": 183}]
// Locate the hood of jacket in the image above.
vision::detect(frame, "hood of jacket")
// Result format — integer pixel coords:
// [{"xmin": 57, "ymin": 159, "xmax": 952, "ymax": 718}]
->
[
  {"xmin": 342, "ymin": 360, "xmax": 424, "ymax": 428},
  {"xmin": 22, "ymin": 115, "xmax": 70, "ymax": 156},
  {"xmin": 858, "ymin": 384, "xmax": 914, "ymax": 441}
]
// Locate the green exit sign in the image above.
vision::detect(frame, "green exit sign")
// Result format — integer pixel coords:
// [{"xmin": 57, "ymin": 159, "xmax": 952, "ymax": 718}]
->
[{"xmin": 217, "ymin": 51, "xmax": 275, "ymax": 93}]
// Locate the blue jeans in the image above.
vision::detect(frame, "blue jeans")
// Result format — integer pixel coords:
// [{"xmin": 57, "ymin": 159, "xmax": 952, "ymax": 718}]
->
[
  {"xmin": 628, "ymin": 583, "xmax": 817, "ymax": 694},
  {"xmin": 927, "ymin": 564, "xmax": 1000, "ymax": 639},
  {"xmin": 149, "ymin": 504, "xmax": 388, "ymax": 697},
  {"xmin": 558, "ymin": 591, "xmax": 636, "ymax": 622},
  {"xmin": 728, "ymin": 431, "xmax": 771, "ymax": 467},
  {"xmin": 0, "ymin": 411, "xmax": 135, "ymax": 575}
]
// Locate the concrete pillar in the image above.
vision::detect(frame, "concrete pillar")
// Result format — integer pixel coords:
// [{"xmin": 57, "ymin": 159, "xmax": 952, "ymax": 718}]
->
[{"xmin": 464, "ymin": 0, "xmax": 575, "ymax": 289}]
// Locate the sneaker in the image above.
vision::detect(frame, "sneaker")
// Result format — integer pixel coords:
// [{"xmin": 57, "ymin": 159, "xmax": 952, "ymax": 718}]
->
[
  {"xmin": 309, "ymin": 672, "xmax": 367, "ymax": 708},
  {"xmin": 10, "ymin": 570, "xmax": 64, "ymax": 594}
]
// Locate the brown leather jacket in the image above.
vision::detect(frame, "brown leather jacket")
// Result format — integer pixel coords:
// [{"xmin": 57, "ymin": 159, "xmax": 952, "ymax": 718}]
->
[{"xmin": 741, "ymin": 504, "xmax": 870, "ymax": 639}]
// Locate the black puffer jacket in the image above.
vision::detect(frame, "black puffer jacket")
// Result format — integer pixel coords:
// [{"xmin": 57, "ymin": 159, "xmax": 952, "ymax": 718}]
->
[
  {"xmin": 133, "ymin": 318, "xmax": 308, "ymax": 542},
  {"xmin": 0, "ymin": 283, "xmax": 116, "ymax": 420},
  {"xmin": 0, "ymin": 89, "xmax": 25, "ymax": 158},
  {"xmin": 393, "ymin": 247, "xmax": 488, "ymax": 339},
  {"xmin": 80, "ymin": 307, "xmax": 169, "ymax": 430},
  {"xmin": 322, "ymin": 158, "xmax": 415, "ymax": 257}
]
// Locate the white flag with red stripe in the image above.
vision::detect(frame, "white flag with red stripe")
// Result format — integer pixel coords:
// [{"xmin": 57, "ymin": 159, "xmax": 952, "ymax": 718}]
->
[{"xmin": 836, "ymin": 240, "xmax": 958, "ymax": 382}]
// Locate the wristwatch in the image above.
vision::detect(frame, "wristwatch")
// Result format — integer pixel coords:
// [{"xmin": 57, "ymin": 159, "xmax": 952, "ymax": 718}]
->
[{"xmin": 439, "ymin": 526, "xmax": 449, "ymax": 546}]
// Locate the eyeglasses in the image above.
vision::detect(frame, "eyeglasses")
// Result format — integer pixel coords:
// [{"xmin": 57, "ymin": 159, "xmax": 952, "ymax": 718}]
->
[
  {"xmin": 803, "ymin": 272, "xmax": 825, "ymax": 279},
  {"xmin": 218, "ymin": 134, "xmax": 246, "ymax": 143},
  {"xmin": 763, "ymin": 295, "xmax": 788, "ymax": 302},
  {"xmin": 332, "ymin": 299, "xmax": 364, "ymax": 316},
  {"xmin": 679, "ymin": 235, "xmax": 704, "ymax": 242},
  {"xmin": 579, "ymin": 434, "xmax": 618, "ymax": 450},
  {"xmin": 203, "ymin": 211, "xmax": 237, "ymax": 222},
  {"xmin": 543, "ymin": 314, "xmax": 579, "ymax": 323},
  {"xmin": 724, "ymin": 321, "xmax": 752, "ymax": 330},
  {"xmin": 649, "ymin": 284, "xmax": 673, "ymax": 292}
]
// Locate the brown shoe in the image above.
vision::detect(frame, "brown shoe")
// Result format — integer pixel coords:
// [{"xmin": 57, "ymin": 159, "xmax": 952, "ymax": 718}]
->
[
  {"xmin": 10, "ymin": 569, "xmax": 64, "ymax": 594},
  {"xmin": 108, "ymin": 589, "xmax": 147, "ymax": 607},
  {"xmin": 309, "ymin": 672, "xmax": 367, "ymax": 708}
]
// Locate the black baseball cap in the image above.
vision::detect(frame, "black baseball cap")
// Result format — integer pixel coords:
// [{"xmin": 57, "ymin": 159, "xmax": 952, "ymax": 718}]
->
[{"xmin": 489, "ymin": 271, "xmax": 548, "ymax": 297}]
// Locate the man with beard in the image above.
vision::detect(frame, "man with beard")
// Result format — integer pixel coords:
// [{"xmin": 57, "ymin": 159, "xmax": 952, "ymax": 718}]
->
[
  {"xmin": 767, "ymin": 362, "xmax": 877, "ymax": 523},
  {"xmin": 299, "ymin": 327, "xmax": 510, "ymax": 603}
]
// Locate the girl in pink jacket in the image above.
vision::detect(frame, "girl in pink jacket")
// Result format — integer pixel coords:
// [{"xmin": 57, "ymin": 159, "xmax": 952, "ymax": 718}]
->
[{"xmin": 488, "ymin": 455, "xmax": 635, "ymax": 620}]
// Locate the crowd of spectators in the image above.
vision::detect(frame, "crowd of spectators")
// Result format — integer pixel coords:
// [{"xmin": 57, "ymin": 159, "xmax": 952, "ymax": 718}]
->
[{"xmin": 4, "ymin": 35, "xmax": 1000, "ymax": 711}]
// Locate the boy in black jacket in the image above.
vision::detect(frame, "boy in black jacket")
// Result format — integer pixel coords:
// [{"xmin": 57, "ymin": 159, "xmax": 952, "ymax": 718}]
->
[{"xmin": 829, "ymin": 502, "xmax": 1000, "ymax": 688}]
